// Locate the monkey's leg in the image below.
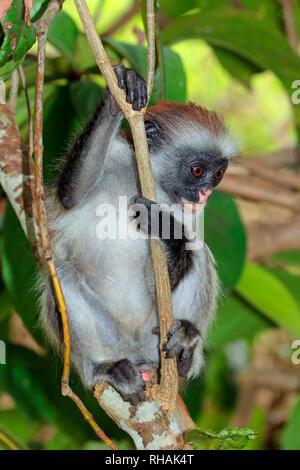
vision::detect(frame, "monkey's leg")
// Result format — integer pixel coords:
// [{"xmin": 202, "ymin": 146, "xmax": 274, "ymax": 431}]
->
[
  {"xmin": 57, "ymin": 66, "xmax": 147, "ymax": 209},
  {"xmin": 43, "ymin": 265, "xmax": 146, "ymax": 405}
]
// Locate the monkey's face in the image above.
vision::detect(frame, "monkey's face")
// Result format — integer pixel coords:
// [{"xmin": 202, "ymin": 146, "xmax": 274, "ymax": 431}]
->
[
  {"xmin": 176, "ymin": 149, "xmax": 228, "ymax": 211},
  {"xmin": 158, "ymin": 147, "xmax": 228, "ymax": 212},
  {"xmin": 144, "ymin": 114, "xmax": 236, "ymax": 211}
]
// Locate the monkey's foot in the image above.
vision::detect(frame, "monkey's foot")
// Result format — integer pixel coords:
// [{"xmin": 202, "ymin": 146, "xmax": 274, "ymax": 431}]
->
[
  {"xmin": 114, "ymin": 65, "xmax": 148, "ymax": 111},
  {"xmin": 163, "ymin": 320, "xmax": 200, "ymax": 377},
  {"xmin": 94, "ymin": 359, "xmax": 145, "ymax": 406}
]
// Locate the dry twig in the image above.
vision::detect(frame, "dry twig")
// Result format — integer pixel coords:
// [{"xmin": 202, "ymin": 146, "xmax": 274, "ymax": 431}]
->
[{"xmin": 242, "ymin": 158, "xmax": 300, "ymax": 191}]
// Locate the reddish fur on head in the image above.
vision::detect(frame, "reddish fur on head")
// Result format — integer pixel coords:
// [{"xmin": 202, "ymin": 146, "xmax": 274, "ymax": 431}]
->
[{"xmin": 145, "ymin": 101, "xmax": 225, "ymax": 135}]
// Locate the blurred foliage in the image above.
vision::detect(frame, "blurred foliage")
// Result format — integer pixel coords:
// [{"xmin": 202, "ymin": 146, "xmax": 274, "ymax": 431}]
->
[
  {"xmin": 188, "ymin": 426, "xmax": 258, "ymax": 450},
  {"xmin": 0, "ymin": 0, "xmax": 300, "ymax": 451}
]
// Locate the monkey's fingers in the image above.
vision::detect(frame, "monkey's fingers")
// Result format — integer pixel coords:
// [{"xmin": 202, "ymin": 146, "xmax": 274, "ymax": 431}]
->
[
  {"xmin": 113, "ymin": 64, "xmax": 126, "ymax": 89},
  {"xmin": 163, "ymin": 320, "xmax": 200, "ymax": 359}
]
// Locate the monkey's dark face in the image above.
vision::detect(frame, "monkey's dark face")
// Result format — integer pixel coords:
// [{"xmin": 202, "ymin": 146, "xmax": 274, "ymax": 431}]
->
[
  {"xmin": 175, "ymin": 149, "xmax": 228, "ymax": 209},
  {"xmin": 159, "ymin": 147, "xmax": 228, "ymax": 211},
  {"xmin": 145, "ymin": 118, "xmax": 234, "ymax": 211}
]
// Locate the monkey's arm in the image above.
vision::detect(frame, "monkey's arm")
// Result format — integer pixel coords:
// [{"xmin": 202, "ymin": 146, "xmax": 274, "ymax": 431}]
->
[
  {"xmin": 57, "ymin": 66, "xmax": 147, "ymax": 209},
  {"xmin": 132, "ymin": 196, "xmax": 191, "ymax": 289}
]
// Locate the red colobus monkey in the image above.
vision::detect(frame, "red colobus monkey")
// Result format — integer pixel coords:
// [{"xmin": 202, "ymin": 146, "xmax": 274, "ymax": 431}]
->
[{"xmin": 39, "ymin": 66, "xmax": 237, "ymax": 405}]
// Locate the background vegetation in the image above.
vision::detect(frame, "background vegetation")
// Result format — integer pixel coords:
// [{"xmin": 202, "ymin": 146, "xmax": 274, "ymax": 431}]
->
[{"xmin": 1, "ymin": 0, "xmax": 300, "ymax": 450}]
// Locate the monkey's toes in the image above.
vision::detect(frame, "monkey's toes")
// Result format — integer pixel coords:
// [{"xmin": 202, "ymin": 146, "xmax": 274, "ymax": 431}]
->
[{"xmin": 107, "ymin": 359, "xmax": 146, "ymax": 406}]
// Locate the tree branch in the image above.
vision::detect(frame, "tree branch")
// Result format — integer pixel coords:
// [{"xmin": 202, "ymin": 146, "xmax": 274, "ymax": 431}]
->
[
  {"xmin": 247, "ymin": 216, "xmax": 300, "ymax": 260},
  {"xmin": 242, "ymin": 158, "xmax": 300, "ymax": 190},
  {"xmin": 218, "ymin": 174, "xmax": 300, "ymax": 211}
]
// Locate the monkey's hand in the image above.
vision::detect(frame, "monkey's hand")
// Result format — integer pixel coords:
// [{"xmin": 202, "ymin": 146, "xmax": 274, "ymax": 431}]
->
[
  {"xmin": 163, "ymin": 320, "xmax": 200, "ymax": 377},
  {"xmin": 130, "ymin": 196, "xmax": 184, "ymax": 243},
  {"xmin": 112, "ymin": 65, "xmax": 148, "ymax": 112}
]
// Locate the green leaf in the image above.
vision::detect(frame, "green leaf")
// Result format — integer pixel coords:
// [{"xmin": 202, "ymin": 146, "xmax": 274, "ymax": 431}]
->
[
  {"xmin": 0, "ymin": 344, "xmax": 54, "ymax": 422},
  {"xmin": 48, "ymin": 11, "xmax": 78, "ymax": 62},
  {"xmin": 236, "ymin": 263, "xmax": 300, "ymax": 336},
  {"xmin": 239, "ymin": 0, "xmax": 282, "ymax": 29},
  {"xmin": 205, "ymin": 191, "xmax": 246, "ymax": 290},
  {"xmin": 152, "ymin": 46, "xmax": 187, "ymax": 103},
  {"xmin": 213, "ymin": 48, "xmax": 261, "ymax": 87},
  {"xmin": 30, "ymin": 0, "xmax": 51, "ymax": 23},
  {"xmin": 0, "ymin": 56, "xmax": 24, "ymax": 81},
  {"xmin": 264, "ymin": 267, "xmax": 300, "ymax": 308},
  {"xmin": 281, "ymin": 395, "xmax": 300, "ymax": 450},
  {"xmin": 0, "ymin": 0, "xmax": 36, "ymax": 77},
  {"xmin": 162, "ymin": 9, "xmax": 300, "ymax": 121},
  {"xmin": 42, "ymin": 85, "xmax": 81, "ymax": 184},
  {"xmin": 0, "ymin": 290, "xmax": 13, "ymax": 323},
  {"xmin": 70, "ymin": 80, "xmax": 105, "ymax": 121},
  {"xmin": 209, "ymin": 294, "xmax": 271, "ymax": 348},
  {"xmin": 160, "ymin": 0, "xmax": 198, "ymax": 18}
]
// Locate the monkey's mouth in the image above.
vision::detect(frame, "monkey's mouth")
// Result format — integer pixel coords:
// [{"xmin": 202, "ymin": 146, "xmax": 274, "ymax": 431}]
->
[{"xmin": 181, "ymin": 189, "xmax": 212, "ymax": 212}]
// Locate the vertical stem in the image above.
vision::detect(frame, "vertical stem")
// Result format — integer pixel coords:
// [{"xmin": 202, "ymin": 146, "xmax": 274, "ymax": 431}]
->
[
  {"xmin": 146, "ymin": 0, "xmax": 155, "ymax": 100},
  {"xmin": 155, "ymin": 17, "xmax": 167, "ymax": 100},
  {"xmin": 8, "ymin": 70, "xmax": 19, "ymax": 112},
  {"xmin": 18, "ymin": 65, "xmax": 34, "ymax": 158},
  {"xmin": 0, "ymin": 81, "xmax": 6, "ymax": 104},
  {"xmin": 75, "ymin": 0, "xmax": 178, "ymax": 411}
]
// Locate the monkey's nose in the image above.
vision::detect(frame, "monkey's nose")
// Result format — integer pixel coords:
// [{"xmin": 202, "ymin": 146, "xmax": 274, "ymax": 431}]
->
[{"xmin": 198, "ymin": 189, "xmax": 212, "ymax": 204}]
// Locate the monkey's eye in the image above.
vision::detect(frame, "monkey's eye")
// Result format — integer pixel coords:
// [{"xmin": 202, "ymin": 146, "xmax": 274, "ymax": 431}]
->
[
  {"xmin": 191, "ymin": 165, "xmax": 203, "ymax": 177},
  {"xmin": 214, "ymin": 169, "xmax": 224, "ymax": 180}
]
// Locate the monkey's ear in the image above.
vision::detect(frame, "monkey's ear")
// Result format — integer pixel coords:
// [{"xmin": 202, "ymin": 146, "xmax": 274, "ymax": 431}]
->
[{"xmin": 144, "ymin": 119, "xmax": 163, "ymax": 151}]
